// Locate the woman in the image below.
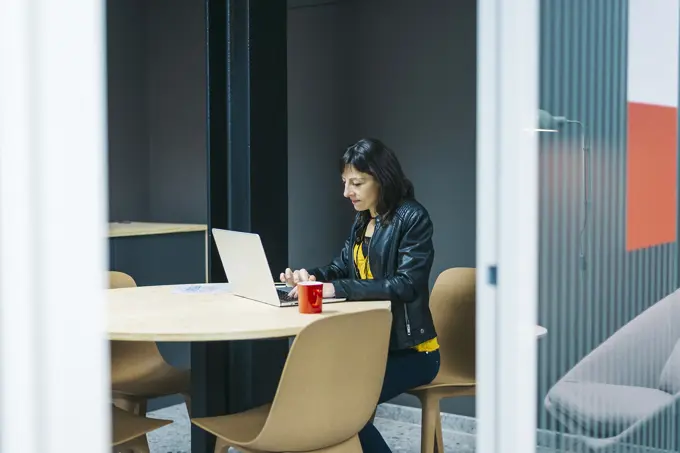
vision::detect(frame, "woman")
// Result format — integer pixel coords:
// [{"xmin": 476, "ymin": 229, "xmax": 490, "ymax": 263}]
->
[{"xmin": 280, "ymin": 138, "xmax": 440, "ymax": 453}]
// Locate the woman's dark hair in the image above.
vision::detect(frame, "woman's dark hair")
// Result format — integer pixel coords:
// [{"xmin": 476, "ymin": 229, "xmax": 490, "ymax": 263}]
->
[{"xmin": 341, "ymin": 138, "xmax": 414, "ymax": 239}]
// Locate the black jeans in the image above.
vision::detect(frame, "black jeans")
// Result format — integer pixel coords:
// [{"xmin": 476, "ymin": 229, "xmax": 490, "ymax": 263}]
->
[{"xmin": 358, "ymin": 348, "xmax": 441, "ymax": 453}]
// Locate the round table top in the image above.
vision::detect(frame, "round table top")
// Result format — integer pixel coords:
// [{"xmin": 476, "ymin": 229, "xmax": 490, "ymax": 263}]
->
[
  {"xmin": 108, "ymin": 283, "xmax": 549, "ymax": 342},
  {"xmin": 108, "ymin": 284, "xmax": 391, "ymax": 342}
]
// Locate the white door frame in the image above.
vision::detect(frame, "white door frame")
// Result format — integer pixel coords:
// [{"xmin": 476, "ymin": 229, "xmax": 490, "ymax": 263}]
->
[
  {"xmin": 0, "ymin": 1, "xmax": 110, "ymax": 452},
  {"xmin": 476, "ymin": 0, "xmax": 540, "ymax": 452}
]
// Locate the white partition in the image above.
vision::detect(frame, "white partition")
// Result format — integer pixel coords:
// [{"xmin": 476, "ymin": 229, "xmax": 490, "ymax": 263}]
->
[
  {"xmin": 0, "ymin": 1, "xmax": 109, "ymax": 452},
  {"xmin": 476, "ymin": 0, "xmax": 540, "ymax": 452}
]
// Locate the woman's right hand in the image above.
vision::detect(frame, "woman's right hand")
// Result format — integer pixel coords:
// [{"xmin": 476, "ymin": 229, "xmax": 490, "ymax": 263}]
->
[{"xmin": 279, "ymin": 268, "xmax": 316, "ymax": 286}]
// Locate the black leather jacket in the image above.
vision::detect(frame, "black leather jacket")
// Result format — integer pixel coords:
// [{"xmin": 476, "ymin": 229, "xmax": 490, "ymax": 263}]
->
[{"xmin": 309, "ymin": 199, "xmax": 437, "ymax": 351}]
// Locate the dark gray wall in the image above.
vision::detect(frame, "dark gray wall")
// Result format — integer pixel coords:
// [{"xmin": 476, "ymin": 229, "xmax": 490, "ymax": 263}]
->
[
  {"xmin": 107, "ymin": 0, "xmax": 149, "ymax": 221},
  {"xmin": 287, "ymin": 0, "xmax": 356, "ymax": 269},
  {"xmin": 287, "ymin": 0, "xmax": 478, "ymax": 416},
  {"xmin": 348, "ymin": 0, "xmax": 477, "ymax": 291},
  {"xmin": 107, "ymin": 0, "xmax": 207, "ymax": 224},
  {"xmin": 146, "ymin": 0, "xmax": 207, "ymax": 224},
  {"xmin": 537, "ymin": 0, "xmax": 678, "ymax": 445}
]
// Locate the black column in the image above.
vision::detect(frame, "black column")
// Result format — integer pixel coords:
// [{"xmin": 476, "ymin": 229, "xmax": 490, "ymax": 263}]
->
[
  {"xmin": 191, "ymin": 2, "xmax": 229, "ymax": 453},
  {"xmin": 227, "ymin": 0, "xmax": 289, "ymax": 264},
  {"xmin": 224, "ymin": 0, "xmax": 290, "ymax": 412},
  {"xmin": 192, "ymin": 1, "xmax": 289, "ymax": 452}
]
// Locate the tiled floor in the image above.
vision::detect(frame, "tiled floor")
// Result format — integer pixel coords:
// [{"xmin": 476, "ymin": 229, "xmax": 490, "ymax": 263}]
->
[
  {"xmin": 146, "ymin": 403, "xmax": 473, "ymax": 453},
  {"xmin": 146, "ymin": 404, "xmax": 190, "ymax": 453},
  {"xmin": 145, "ymin": 404, "xmax": 560, "ymax": 453}
]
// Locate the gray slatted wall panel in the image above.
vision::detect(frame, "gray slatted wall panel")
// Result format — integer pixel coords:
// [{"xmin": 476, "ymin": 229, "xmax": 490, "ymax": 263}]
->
[{"xmin": 538, "ymin": 0, "xmax": 678, "ymax": 451}]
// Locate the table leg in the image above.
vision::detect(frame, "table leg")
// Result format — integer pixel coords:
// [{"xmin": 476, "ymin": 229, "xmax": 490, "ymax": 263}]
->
[
  {"xmin": 190, "ymin": 339, "xmax": 289, "ymax": 453},
  {"xmin": 204, "ymin": 230, "xmax": 209, "ymax": 283},
  {"xmin": 191, "ymin": 341, "xmax": 228, "ymax": 453}
]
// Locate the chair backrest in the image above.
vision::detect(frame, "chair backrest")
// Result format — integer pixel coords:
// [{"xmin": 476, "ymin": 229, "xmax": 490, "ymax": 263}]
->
[
  {"xmin": 109, "ymin": 271, "xmax": 137, "ymax": 289},
  {"xmin": 430, "ymin": 267, "xmax": 476, "ymax": 384},
  {"xmin": 252, "ymin": 309, "xmax": 392, "ymax": 452},
  {"xmin": 107, "ymin": 271, "xmax": 164, "ymax": 382},
  {"xmin": 562, "ymin": 288, "xmax": 680, "ymax": 388},
  {"xmin": 111, "ymin": 404, "xmax": 171, "ymax": 446}
]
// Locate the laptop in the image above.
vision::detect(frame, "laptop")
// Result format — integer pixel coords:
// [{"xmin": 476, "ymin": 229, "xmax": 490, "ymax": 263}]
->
[{"xmin": 212, "ymin": 228, "xmax": 346, "ymax": 307}]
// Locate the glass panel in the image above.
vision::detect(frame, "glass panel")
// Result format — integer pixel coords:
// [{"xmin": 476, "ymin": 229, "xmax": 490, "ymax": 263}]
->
[
  {"xmin": 0, "ymin": 1, "xmax": 110, "ymax": 452},
  {"xmin": 476, "ymin": 1, "xmax": 540, "ymax": 452},
  {"xmin": 537, "ymin": 1, "xmax": 679, "ymax": 451}
]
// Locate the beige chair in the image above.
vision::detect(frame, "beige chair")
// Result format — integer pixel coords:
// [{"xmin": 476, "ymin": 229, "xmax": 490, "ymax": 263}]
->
[
  {"xmin": 192, "ymin": 309, "xmax": 393, "ymax": 453},
  {"xmin": 112, "ymin": 404, "xmax": 172, "ymax": 453},
  {"xmin": 109, "ymin": 271, "xmax": 191, "ymax": 415},
  {"xmin": 408, "ymin": 267, "xmax": 476, "ymax": 453}
]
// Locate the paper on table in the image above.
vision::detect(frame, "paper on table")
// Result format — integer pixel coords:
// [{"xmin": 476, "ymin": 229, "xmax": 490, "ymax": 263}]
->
[{"xmin": 173, "ymin": 283, "xmax": 233, "ymax": 294}]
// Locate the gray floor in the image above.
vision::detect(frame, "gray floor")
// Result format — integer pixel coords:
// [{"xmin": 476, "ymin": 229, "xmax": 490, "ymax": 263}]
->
[{"xmin": 145, "ymin": 404, "xmax": 561, "ymax": 453}]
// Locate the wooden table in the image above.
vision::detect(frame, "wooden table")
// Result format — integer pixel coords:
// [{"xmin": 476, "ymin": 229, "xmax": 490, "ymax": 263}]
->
[
  {"xmin": 108, "ymin": 284, "xmax": 545, "ymax": 342},
  {"xmin": 108, "ymin": 221, "xmax": 207, "ymax": 238},
  {"xmin": 108, "ymin": 284, "xmax": 391, "ymax": 342},
  {"xmin": 108, "ymin": 284, "xmax": 391, "ymax": 453},
  {"xmin": 108, "ymin": 222, "xmax": 209, "ymax": 284}
]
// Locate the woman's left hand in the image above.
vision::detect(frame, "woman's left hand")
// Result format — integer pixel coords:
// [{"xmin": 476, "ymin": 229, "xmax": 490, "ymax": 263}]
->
[
  {"xmin": 288, "ymin": 282, "xmax": 336, "ymax": 299},
  {"xmin": 322, "ymin": 283, "xmax": 336, "ymax": 298}
]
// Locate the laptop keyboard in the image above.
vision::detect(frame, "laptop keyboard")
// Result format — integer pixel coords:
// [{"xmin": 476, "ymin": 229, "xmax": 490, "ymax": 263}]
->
[{"xmin": 277, "ymin": 288, "xmax": 296, "ymax": 302}]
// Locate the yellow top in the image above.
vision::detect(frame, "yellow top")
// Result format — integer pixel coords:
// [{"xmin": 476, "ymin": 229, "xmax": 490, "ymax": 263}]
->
[{"xmin": 353, "ymin": 241, "xmax": 439, "ymax": 353}]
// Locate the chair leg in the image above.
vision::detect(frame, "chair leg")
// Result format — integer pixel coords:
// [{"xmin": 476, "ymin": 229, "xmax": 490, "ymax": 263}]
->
[
  {"xmin": 182, "ymin": 392, "xmax": 192, "ymax": 417},
  {"xmin": 419, "ymin": 394, "xmax": 441, "ymax": 453},
  {"xmin": 435, "ymin": 413, "xmax": 444, "ymax": 453},
  {"xmin": 113, "ymin": 396, "xmax": 147, "ymax": 416},
  {"xmin": 137, "ymin": 399, "xmax": 148, "ymax": 416},
  {"xmin": 112, "ymin": 396, "xmax": 137, "ymax": 413}
]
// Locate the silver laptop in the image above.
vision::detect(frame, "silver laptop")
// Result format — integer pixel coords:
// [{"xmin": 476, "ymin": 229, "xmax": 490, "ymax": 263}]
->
[{"xmin": 212, "ymin": 228, "xmax": 346, "ymax": 307}]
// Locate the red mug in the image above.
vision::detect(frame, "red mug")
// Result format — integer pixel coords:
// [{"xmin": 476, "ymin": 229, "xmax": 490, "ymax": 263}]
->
[{"xmin": 297, "ymin": 281, "xmax": 323, "ymax": 314}]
